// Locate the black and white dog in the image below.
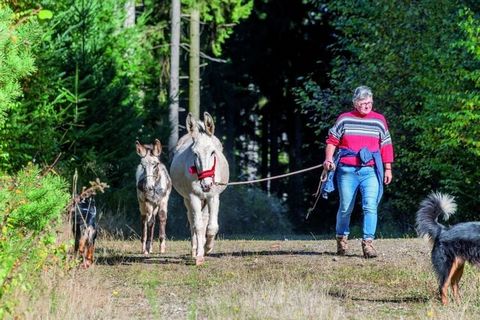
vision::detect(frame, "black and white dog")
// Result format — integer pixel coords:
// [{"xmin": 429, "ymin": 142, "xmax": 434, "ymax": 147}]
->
[{"xmin": 416, "ymin": 192, "xmax": 480, "ymax": 305}]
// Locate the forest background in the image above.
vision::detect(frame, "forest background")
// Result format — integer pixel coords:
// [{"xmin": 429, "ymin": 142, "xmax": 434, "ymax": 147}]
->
[{"xmin": 1, "ymin": 0, "xmax": 480, "ymax": 240}]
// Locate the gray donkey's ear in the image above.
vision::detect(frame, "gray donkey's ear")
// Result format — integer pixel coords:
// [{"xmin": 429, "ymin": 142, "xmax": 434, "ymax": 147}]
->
[
  {"xmin": 135, "ymin": 140, "xmax": 147, "ymax": 157},
  {"xmin": 186, "ymin": 113, "xmax": 198, "ymax": 136},
  {"xmin": 152, "ymin": 139, "xmax": 162, "ymax": 156},
  {"xmin": 203, "ymin": 112, "xmax": 215, "ymax": 136}
]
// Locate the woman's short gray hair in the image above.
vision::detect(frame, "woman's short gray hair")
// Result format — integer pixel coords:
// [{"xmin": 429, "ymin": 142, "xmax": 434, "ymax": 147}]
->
[{"xmin": 352, "ymin": 86, "xmax": 373, "ymax": 103}]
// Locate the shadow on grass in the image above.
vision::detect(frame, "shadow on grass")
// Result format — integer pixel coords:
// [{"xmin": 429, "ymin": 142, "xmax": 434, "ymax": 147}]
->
[
  {"xmin": 208, "ymin": 250, "xmax": 365, "ymax": 259},
  {"xmin": 95, "ymin": 254, "xmax": 194, "ymax": 266},
  {"xmin": 94, "ymin": 248, "xmax": 367, "ymax": 265},
  {"xmin": 327, "ymin": 289, "xmax": 430, "ymax": 303}
]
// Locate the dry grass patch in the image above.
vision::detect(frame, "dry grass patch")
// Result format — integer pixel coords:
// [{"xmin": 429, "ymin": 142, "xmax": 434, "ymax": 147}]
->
[{"xmin": 200, "ymin": 278, "xmax": 344, "ymax": 320}]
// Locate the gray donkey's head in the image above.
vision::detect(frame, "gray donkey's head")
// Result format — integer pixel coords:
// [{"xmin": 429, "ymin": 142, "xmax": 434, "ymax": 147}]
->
[{"xmin": 136, "ymin": 139, "xmax": 164, "ymax": 199}]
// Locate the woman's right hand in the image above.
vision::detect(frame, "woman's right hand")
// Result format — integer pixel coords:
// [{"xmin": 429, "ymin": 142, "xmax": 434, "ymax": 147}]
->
[{"xmin": 323, "ymin": 160, "xmax": 334, "ymax": 171}]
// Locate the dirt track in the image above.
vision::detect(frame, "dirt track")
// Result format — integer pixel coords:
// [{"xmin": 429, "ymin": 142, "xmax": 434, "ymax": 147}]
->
[{"xmin": 57, "ymin": 238, "xmax": 480, "ymax": 320}]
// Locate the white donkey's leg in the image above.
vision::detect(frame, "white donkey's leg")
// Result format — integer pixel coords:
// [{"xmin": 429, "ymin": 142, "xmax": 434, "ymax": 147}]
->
[
  {"xmin": 183, "ymin": 198, "xmax": 196, "ymax": 258},
  {"xmin": 201, "ymin": 200, "xmax": 209, "ymax": 249},
  {"xmin": 188, "ymin": 195, "xmax": 206, "ymax": 265},
  {"xmin": 205, "ymin": 195, "xmax": 220, "ymax": 254}
]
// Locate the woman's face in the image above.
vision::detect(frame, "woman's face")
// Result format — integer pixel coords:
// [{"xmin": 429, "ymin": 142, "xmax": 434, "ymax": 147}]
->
[{"xmin": 354, "ymin": 97, "xmax": 373, "ymax": 115}]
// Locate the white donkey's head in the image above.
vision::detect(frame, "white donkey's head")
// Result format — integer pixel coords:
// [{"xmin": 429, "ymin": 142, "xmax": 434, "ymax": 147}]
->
[{"xmin": 187, "ymin": 112, "xmax": 221, "ymax": 193}]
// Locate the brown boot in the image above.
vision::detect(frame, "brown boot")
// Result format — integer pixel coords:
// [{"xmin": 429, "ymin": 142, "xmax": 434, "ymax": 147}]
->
[
  {"xmin": 336, "ymin": 236, "xmax": 348, "ymax": 255},
  {"xmin": 362, "ymin": 239, "xmax": 378, "ymax": 258}
]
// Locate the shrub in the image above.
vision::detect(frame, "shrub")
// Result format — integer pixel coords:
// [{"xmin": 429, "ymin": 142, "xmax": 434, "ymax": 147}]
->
[
  {"xmin": 165, "ymin": 186, "xmax": 293, "ymax": 239},
  {"xmin": 0, "ymin": 165, "xmax": 70, "ymax": 316}
]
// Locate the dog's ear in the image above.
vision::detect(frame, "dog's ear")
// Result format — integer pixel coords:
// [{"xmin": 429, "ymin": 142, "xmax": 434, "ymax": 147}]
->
[
  {"xmin": 152, "ymin": 139, "xmax": 162, "ymax": 156},
  {"xmin": 136, "ymin": 141, "xmax": 147, "ymax": 157}
]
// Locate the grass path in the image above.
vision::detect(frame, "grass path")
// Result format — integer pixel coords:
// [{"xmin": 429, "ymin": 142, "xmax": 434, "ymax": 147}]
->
[{"xmin": 29, "ymin": 238, "xmax": 480, "ymax": 319}]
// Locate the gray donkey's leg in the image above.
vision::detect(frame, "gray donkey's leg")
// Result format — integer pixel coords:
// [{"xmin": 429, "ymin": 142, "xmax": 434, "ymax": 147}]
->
[
  {"xmin": 147, "ymin": 207, "xmax": 158, "ymax": 254},
  {"xmin": 139, "ymin": 201, "xmax": 148, "ymax": 255},
  {"xmin": 142, "ymin": 215, "xmax": 148, "ymax": 254},
  {"xmin": 158, "ymin": 196, "xmax": 169, "ymax": 254},
  {"xmin": 205, "ymin": 195, "xmax": 219, "ymax": 254}
]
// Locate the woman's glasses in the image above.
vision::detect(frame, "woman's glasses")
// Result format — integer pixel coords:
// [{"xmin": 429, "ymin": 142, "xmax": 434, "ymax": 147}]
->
[{"xmin": 358, "ymin": 101, "xmax": 373, "ymax": 107}]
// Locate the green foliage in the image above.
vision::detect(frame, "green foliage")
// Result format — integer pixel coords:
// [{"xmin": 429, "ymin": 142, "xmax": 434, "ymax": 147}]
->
[
  {"xmin": 0, "ymin": 165, "xmax": 70, "ymax": 316},
  {"xmin": 182, "ymin": 0, "xmax": 253, "ymax": 56},
  {"xmin": 0, "ymin": 7, "xmax": 37, "ymax": 119},
  {"xmin": 5, "ymin": 0, "xmax": 170, "ymax": 187},
  {"xmin": 37, "ymin": 9, "xmax": 53, "ymax": 20},
  {"xmin": 437, "ymin": 7, "xmax": 480, "ymax": 157},
  {"xmin": 0, "ymin": 6, "xmax": 38, "ymax": 166},
  {"xmin": 292, "ymin": 79, "xmax": 338, "ymax": 137}
]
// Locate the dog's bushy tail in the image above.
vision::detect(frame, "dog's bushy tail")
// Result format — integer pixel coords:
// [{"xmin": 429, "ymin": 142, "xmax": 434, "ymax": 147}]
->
[{"xmin": 416, "ymin": 192, "xmax": 457, "ymax": 240}]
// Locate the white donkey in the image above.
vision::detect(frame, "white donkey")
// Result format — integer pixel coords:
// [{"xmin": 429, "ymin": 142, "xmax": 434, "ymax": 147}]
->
[
  {"xmin": 170, "ymin": 112, "xmax": 229, "ymax": 265},
  {"xmin": 136, "ymin": 139, "xmax": 172, "ymax": 255}
]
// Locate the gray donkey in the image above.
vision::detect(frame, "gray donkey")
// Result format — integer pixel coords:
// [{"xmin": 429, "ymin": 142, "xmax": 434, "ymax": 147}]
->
[
  {"xmin": 136, "ymin": 139, "xmax": 172, "ymax": 255},
  {"xmin": 170, "ymin": 112, "xmax": 229, "ymax": 265}
]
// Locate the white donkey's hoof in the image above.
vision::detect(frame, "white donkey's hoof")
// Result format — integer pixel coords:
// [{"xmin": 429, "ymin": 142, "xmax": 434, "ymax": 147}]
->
[
  {"xmin": 205, "ymin": 236, "xmax": 215, "ymax": 254},
  {"xmin": 195, "ymin": 257, "xmax": 205, "ymax": 266},
  {"xmin": 160, "ymin": 243, "xmax": 166, "ymax": 254},
  {"xmin": 205, "ymin": 244, "xmax": 213, "ymax": 254}
]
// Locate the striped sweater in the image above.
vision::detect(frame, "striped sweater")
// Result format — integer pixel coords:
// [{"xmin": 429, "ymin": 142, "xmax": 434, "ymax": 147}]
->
[{"xmin": 326, "ymin": 110, "xmax": 394, "ymax": 166}]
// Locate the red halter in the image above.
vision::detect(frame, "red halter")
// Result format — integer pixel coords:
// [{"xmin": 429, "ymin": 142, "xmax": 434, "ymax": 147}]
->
[{"xmin": 189, "ymin": 156, "xmax": 216, "ymax": 180}]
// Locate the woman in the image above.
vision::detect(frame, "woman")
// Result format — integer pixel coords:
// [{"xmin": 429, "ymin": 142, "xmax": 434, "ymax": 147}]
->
[{"xmin": 323, "ymin": 86, "xmax": 394, "ymax": 258}]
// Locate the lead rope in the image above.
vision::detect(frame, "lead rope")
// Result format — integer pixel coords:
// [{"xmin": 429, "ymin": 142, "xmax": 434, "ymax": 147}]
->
[
  {"xmin": 214, "ymin": 163, "xmax": 336, "ymax": 220},
  {"xmin": 214, "ymin": 163, "xmax": 325, "ymax": 186},
  {"xmin": 305, "ymin": 163, "xmax": 336, "ymax": 220}
]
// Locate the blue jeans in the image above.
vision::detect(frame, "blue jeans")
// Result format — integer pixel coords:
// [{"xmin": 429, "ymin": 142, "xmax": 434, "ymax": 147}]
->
[{"xmin": 335, "ymin": 165, "xmax": 380, "ymax": 240}]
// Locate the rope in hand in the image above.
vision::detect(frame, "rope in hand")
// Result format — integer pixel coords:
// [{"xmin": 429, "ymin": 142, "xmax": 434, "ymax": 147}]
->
[
  {"xmin": 305, "ymin": 162, "xmax": 336, "ymax": 220},
  {"xmin": 214, "ymin": 163, "xmax": 325, "ymax": 186}
]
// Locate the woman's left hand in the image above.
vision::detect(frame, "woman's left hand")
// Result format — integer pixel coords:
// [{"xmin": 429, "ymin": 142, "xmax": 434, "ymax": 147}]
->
[{"xmin": 384, "ymin": 169, "xmax": 393, "ymax": 185}]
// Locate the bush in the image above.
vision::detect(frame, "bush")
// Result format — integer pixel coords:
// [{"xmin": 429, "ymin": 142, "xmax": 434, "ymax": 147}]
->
[
  {"xmin": 0, "ymin": 165, "xmax": 70, "ymax": 317},
  {"xmin": 166, "ymin": 186, "xmax": 293, "ymax": 239}
]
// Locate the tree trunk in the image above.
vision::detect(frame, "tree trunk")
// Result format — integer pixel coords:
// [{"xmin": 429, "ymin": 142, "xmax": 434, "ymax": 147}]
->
[
  {"xmin": 169, "ymin": 0, "xmax": 181, "ymax": 155},
  {"xmin": 123, "ymin": 0, "xmax": 135, "ymax": 28},
  {"xmin": 189, "ymin": 6, "xmax": 200, "ymax": 119}
]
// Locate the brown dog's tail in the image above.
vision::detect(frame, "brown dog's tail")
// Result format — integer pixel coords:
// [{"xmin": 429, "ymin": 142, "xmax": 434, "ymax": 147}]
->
[{"xmin": 416, "ymin": 192, "xmax": 457, "ymax": 240}]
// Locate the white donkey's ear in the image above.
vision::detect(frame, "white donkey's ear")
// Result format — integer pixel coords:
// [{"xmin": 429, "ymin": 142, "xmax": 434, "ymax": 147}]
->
[
  {"xmin": 152, "ymin": 139, "xmax": 162, "ymax": 156},
  {"xmin": 186, "ymin": 113, "xmax": 199, "ymax": 136},
  {"xmin": 203, "ymin": 112, "xmax": 215, "ymax": 136},
  {"xmin": 135, "ymin": 141, "xmax": 147, "ymax": 157}
]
